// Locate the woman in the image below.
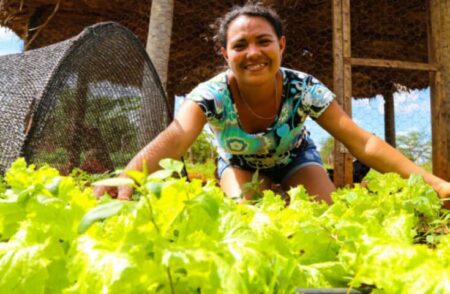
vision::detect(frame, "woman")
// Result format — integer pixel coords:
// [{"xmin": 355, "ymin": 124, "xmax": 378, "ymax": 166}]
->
[{"xmin": 95, "ymin": 4, "xmax": 450, "ymax": 204}]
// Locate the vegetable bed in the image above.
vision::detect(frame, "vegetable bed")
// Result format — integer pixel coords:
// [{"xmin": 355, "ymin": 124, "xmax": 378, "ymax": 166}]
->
[{"xmin": 0, "ymin": 158, "xmax": 449, "ymax": 293}]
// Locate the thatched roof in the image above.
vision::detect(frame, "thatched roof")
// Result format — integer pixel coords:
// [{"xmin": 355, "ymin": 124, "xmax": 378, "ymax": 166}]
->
[
  {"xmin": 0, "ymin": 0, "xmax": 151, "ymax": 46},
  {"xmin": 0, "ymin": 0, "xmax": 430, "ymax": 100}
]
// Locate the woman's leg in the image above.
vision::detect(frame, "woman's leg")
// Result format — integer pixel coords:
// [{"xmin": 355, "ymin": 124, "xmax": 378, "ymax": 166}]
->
[
  {"xmin": 220, "ymin": 167, "xmax": 273, "ymax": 200},
  {"xmin": 281, "ymin": 165, "xmax": 335, "ymax": 204}
]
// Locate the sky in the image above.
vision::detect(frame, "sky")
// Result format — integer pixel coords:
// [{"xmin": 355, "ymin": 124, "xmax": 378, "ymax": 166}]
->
[
  {"xmin": 305, "ymin": 88, "xmax": 431, "ymax": 149},
  {"xmin": 0, "ymin": 26, "xmax": 23, "ymax": 55},
  {"xmin": 1, "ymin": 26, "xmax": 431, "ymax": 151}
]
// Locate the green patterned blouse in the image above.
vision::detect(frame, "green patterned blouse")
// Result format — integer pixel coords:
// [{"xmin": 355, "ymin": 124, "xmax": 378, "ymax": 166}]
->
[{"xmin": 186, "ymin": 67, "xmax": 334, "ymax": 170}]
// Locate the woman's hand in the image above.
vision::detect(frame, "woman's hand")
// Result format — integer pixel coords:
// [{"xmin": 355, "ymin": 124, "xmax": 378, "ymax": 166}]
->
[
  {"xmin": 93, "ymin": 185, "xmax": 117, "ymax": 198},
  {"xmin": 435, "ymin": 181, "xmax": 450, "ymax": 209},
  {"xmin": 93, "ymin": 184, "xmax": 133, "ymax": 200},
  {"xmin": 117, "ymin": 185, "xmax": 133, "ymax": 200}
]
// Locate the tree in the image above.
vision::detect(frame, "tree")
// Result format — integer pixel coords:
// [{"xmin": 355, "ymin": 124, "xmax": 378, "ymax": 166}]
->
[
  {"xmin": 396, "ymin": 131, "xmax": 431, "ymax": 164},
  {"xmin": 146, "ymin": 0, "xmax": 174, "ymax": 89}
]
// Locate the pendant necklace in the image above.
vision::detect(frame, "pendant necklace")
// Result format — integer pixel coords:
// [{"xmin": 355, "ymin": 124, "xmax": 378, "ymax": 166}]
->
[{"xmin": 236, "ymin": 75, "xmax": 278, "ymax": 120}]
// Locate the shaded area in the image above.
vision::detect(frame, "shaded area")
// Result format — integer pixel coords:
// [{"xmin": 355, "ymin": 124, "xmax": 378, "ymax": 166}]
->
[{"xmin": 0, "ymin": 22, "xmax": 169, "ymax": 174}]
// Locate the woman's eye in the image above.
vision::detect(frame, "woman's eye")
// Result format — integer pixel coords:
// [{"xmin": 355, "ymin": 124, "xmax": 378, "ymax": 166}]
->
[
  {"xmin": 233, "ymin": 44, "xmax": 246, "ymax": 50},
  {"xmin": 259, "ymin": 39, "xmax": 272, "ymax": 45}
]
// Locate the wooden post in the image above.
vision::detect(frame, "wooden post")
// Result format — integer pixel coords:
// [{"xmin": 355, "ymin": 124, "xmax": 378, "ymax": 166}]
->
[
  {"xmin": 332, "ymin": 0, "xmax": 353, "ymax": 187},
  {"xmin": 146, "ymin": 0, "xmax": 174, "ymax": 89},
  {"xmin": 428, "ymin": 0, "xmax": 450, "ymax": 180},
  {"xmin": 383, "ymin": 86, "xmax": 396, "ymax": 147}
]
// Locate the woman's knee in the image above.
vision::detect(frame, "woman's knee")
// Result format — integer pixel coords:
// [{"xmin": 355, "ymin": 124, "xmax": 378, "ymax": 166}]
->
[
  {"xmin": 282, "ymin": 165, "xmax": 335, "ymax": 203},
  {"xmin": 220, "ymin": 167, "xmax": 272, "ymax": 200}
]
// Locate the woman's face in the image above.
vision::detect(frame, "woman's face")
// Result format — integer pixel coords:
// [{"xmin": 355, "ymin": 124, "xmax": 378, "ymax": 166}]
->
[{"xmin": 221, "ymin": 15, "xmax": 285, "ymax": 86}]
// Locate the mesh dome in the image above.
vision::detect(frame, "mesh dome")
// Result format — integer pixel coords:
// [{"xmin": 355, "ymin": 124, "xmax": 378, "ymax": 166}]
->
[{"xmin": 0, "ymin": 22, "xmax": 170, "ymax": 174}]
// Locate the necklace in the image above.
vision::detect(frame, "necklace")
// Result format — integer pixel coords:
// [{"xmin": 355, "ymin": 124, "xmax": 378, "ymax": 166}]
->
[{"xmin": 236, "ymin": 75, "xmax": 278, "ymax": 120}]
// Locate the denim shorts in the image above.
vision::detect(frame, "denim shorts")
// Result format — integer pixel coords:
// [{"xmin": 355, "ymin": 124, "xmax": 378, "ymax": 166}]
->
[{"xmin": 217, "ymin": 136, "xmax": 324, "ymax": 183}]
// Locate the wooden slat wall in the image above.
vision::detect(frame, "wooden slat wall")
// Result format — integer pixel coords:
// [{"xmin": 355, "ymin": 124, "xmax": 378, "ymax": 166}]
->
[
  {"xmin": 429, "ymin": 0, "xmax": 450, "ymax": 181},
  {"xmin": 332, "ymin": 0, "xmax": 353, "ymax": 187},
  {"xmin": 443, "ymin": 0, "xmax": 450, "ymax": 181}
]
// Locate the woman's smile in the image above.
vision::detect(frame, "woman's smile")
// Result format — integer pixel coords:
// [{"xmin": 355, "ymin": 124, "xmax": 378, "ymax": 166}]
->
[
  {"xmin": 221, "ymin": 15, "xmax": 285, "ymax": 86},
  {"xmin": 243, "ymin": 62, "xmax": 269, "ymax": 71}
]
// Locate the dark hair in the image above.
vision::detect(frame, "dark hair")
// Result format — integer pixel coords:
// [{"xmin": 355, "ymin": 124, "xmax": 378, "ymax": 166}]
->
[{"xmin": 214, "ymin": 3, "xmax": 284, "ymax": 48}]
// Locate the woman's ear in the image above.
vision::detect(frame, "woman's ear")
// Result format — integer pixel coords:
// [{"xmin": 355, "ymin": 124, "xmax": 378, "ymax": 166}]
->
[
  {"xmin": 220, "ymin": 47, "xmax": 228, "ymax": 61},
  {"xmin": 279, "ymin": 36, "xmax": 286, "ymax": 55}
]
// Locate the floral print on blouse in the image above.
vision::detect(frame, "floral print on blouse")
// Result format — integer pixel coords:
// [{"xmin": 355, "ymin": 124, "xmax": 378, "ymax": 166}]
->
[{"xmin": 186, "ymin": 67, "xmax": 334, "ymax": 170}]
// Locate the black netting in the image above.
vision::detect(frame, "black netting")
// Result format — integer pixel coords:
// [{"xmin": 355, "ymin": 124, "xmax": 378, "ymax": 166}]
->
[
  {"xmin": 351, "ymin": 0, "xmax": 428, "ymax": 63},
  {"xmin": 0, "ymin": 22, "xmax": 170, "ymax": 174},
  {"xmin": 350, "ymin": 0, "xmax": 429, "ymax": 97}
]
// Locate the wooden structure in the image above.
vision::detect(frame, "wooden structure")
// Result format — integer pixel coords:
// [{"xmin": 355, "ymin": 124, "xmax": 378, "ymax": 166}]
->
[
  {"xmin": 332, "ymin": 0, "xmax": 449, "ymax": 185},
  {"xmin": 1, "ymin": 0, "xmax": 449, "ymax": 183}
]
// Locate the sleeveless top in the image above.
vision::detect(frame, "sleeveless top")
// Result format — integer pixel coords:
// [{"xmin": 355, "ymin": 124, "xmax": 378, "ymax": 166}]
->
[{"xmin": 186, "ymin": 67, "xmax": 334, "ymax": 170}]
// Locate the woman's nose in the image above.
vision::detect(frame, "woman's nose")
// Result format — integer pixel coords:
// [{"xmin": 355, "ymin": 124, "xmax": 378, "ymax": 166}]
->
[{"xmin": 246, "ymin": 43, "xmax": 261, "ymax": 57}]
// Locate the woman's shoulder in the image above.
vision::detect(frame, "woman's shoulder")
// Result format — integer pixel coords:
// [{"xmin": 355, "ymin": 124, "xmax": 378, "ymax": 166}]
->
[
  {"xmin": 281, "ymin": 67, "xmax": 328, "ymax": 90},
  {"xmin": 281, "ymin": 67, "xmax": 311, "ymax": 82},
  {"xmin": 187, "ymin": 71, "xmax": 229, "ymax": 102},
  {"xmin": 198, "ymin": 71, "xmax": 228, "ymax": 91}
]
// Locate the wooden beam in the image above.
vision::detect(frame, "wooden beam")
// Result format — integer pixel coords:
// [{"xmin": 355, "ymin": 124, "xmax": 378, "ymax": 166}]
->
[
  {"xmin": 332, "ymin": 0, "xmax": 353, "ymax": 187},
  {"xmin": 383, "ymin": 87, "xmax": 396, "ymax": 147},
  {"xmin": 428, "ymin": 0, "xmax": 450, "ymax": 181},
  {"xmin": 342, "ymin": 0, "xmax": 353, "ymax": 185},
  {"xmin": 349, "ymin": 57, "xmax": 439, "ymax": 71},
  {"xmin": 333, "ymin": 0, "xmax": 344, "ymax": 102}
]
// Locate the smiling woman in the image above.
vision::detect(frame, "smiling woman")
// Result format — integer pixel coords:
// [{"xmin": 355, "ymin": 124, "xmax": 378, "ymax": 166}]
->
[
  {"xmin": 94, "ymin": 3, "xmax": 450, "ymax": 206},
  {"xmin": 0, "ymin": 26, "xmax": 23, "ymax": 56}
]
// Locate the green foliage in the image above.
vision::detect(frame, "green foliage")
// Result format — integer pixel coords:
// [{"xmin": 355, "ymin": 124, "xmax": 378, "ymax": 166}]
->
[
  {"xmin": 36, "ymin": 147, "xmax": 68, "ymax": 166},
  {"xmin": 185, "ymin": 131, "xmax": 217, "ymax": 164},
  {"xmin": 397, "ymin": 131, "xmax": 431, "ymax": 164},
  {"xmin": 319, "ymin": 137, "xmax": 334, "ymax": 168},
  {"xmin": 0, "ymin": 175, "xmax": 5, "ymax": 194},
  {"xmin": 0, "ymin": 158, "xmax": 449, "ymax": 293},
  {"xmin": 185, "ymin": 159, "xmax": 216, "ymax": 181},
  {"xmin": 240, "ymin": 169, "xmax": 265, "ymax": 200},
  {"xmin": 78, "ymin": 200, "xmax": 130, "ymax": 233},
  {"xmin": 83, "ymin": 94, "xmax": 140, "ymax": 153}
]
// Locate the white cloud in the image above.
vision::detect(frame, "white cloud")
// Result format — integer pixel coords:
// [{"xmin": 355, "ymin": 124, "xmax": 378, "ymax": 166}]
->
[
  {"xmin": 397, "ymin": 103, "xmax": 420, "ymax": 114},
  {"xmin": 377, "ymin": 100, "xmax": 385, "ymax": 114},
  {"xmin": 369, "ymin": 91, "xmax": 427, "ymax": 115},
  {"xmin": 0, "ymin": 27, "xmax": 16, "ymax": 42},
  {"xmin": 352, "ymin": 96, "xmax": 384, "ymax": 117},
  {"xmin": 394, "ymin": 89, "xmax": 420, "ymax": 104},
  {"xmin": 0, "ymin": 26, "xmax": 23, "ymax": 56},
  {"xmin": 354, "ymin": 99, "xmax": 371, "ymax": 107}
]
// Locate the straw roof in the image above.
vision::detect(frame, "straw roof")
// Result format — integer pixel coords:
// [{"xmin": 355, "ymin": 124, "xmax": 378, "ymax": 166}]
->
[{"xmin": 0, "ymin": 0, "xmax": 431, "ymax": 100}]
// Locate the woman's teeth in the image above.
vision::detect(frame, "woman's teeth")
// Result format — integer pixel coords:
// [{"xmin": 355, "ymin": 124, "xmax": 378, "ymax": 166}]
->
[{"xmin": 245, "ymin": 63, "xmax": 266, "ymax": 70}]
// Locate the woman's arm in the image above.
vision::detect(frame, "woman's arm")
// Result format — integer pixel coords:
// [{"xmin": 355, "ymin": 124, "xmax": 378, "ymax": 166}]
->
[
  {"xmin": 94, "ymin": 100, "xmax": 207, "ymax": 199},
  {"xmin": 123, "ymin": 100, "xmax": 206, "ymax": 174},
  {"xmin": 315, "ymin": 101, "xmax": 450, "ymax": 199}
]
